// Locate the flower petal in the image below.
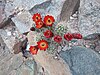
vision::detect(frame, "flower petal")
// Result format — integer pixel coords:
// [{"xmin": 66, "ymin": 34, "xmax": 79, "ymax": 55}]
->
[
  {"xmin": 37, "ymin": 40, "xmax": 48, "ymax": 51},
  {"xmin": 32, "ymin": 13, "xmax": 42, "ymax": 22},
  {"xmin": 29, "ymin": 46, "xmax": 38, "ymax": 55},
  {"xmin": 44, "ymin": 15, "xmax": 55, "ymax": 26}
]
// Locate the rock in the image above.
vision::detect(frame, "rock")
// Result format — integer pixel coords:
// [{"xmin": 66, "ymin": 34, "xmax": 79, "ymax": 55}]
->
[
  {"xmin": 0, "ymin": 36, "xmax": 37, "ymax": 75},
  {"xmin": 67, "ymin": 18, "xmax": 79, "ymax": 33},
  {"xmin": 13, "ymin": 38, "xmax": 32, "ymax": 58},
  {"xmin": 60, "ymin": 46, "xmax": 100, "ymax": 75},
  {"xmin": 33, "ymin": 50, "xmax": 72, "ymax": 75},
  {"xmin": 29, "ymin": 0, "xmax": 80, "ymax": 22},
  {"xmin": 0, "ymin": 36, "xmax": 11, "ymax": 60},
  {"xmin": 0, "ymin": 28, "xmax": 16, "ymax": 52},
  {"xmin": 62, "ymin": 45, "xmax": 68, "ymax": 51},
  {"xmin": 79, "ymin": 0, "xmax": 100, "ymax": 36},
  {"xmin": 70, "ymin": 16, "xmax": 75, "ymax": 20},
  {"xmin": 5, "ymin": 0, "xmax": 48, "ymax": 16},
  {"xmin": 0, "ymin": 53, "xmax": 37, "ymax": 75},
  {"xmin": 11, "ymin": 11, "xmax": 33, "ymax": 33},
  {"xmin": 13, "ymin": 41, "xmax": 22, "ymax": 54},
  {"xmin": 57, "ymin": 46, "xmax": 62, "ymax": 52},
  {"xmin": 0, "ymin": 0, "xmax": 6, "ymax": 23},
  {"xmin": 16, "ymin": 59, "xmax": 37, "ymax": 75},
  {"xmin": 60, "ymin": 0, "xmax": 80, "ymax": 22},
  {"xmin": 0, "ymin": 17, "xmax": 12, "ymax": 29},
  {"xmin": 5, "ymin": 0, "xmax": 48, "ymax": 33},
  {"xmin": 0, "ymin": 6, "xmax": 3, "ymax": 22},
  {"xmin": 27, "ymin": 31, "xmax": 41, "ymax": 46},
  {"xmin": 96, "ymin": 0, "xmax": 100, "ymax": 4},
  {"xmin": 95, "ymin": 40, "xmax": 100, "ymax": 52},
  {"xmin": 7, "ymin": 31, "xmax": 12, "ymax": 36},
  {"xmin": 72, "ymin": 13, "xmax": 78, "ymax": 18},
  {"xmin": 83, "ymin": 33, "xmax": 100, "ymax": 40},
  {"xmin": 29, "ymin": 0, "xmax": 66, "ymax": 22}
]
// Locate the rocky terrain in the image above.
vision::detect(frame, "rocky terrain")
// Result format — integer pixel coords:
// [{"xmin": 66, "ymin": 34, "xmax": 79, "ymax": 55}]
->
[{"xmin": 0, "ymin": 0, "xmax": 100, "ymax": 75}]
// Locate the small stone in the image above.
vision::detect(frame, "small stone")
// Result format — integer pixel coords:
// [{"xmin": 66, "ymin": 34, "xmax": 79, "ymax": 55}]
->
[
  {"xmin": 90, "ymin": 44, "xmax": 96, "ymax": 50},
  {"xmin": 85, "ymin": 45, "xmax": 90, "ymax": 48},
  {"xmin": 73, "ymin": 42, "xmax": 77, "ymax": 45},
  {"xmin": 7, "ymin": 31, "xmax": 12, "ymax": 36},
  {"xmin": 26, "ymin": 44, "xmax": 30, "ymax": 51},
  {"xmin": 69, "ymin": 43, "xmax": 72, "ymax": 46},
  {"xmin": 13, "ymin": 41, "xmax": 22, "ymax": 54},
  {"xmin": 72, "ymin": 13, "xmax": 78, "ymax": 18},
  {"xmin": 18, "ymin": 7, "xmax": 24, "ymax": 11},
  {"xmin": 54, "ymin": 56, "xmax": 58, "ymax": 59},
  {"xmin": 13, "ymin": 32, "xmax": 16, "ymax": 36},
  {"xmin": 38, "ymin": 67, "xmax": 44, "ymax": 73},
  {"xmin": 28, "ymin": 57, "xmax": 33, "ymax": 60},
  {"xmin": 70, "ymin": 16, "xmax": 74, "ymax": 20},
  {"xmin": 57, "ymin": 46, "xmax": 62, "ymax": 52},
  {"xmin": 95, "ymin": 45, "xmax": 100, "ymax": 52},
  {"xmin": 62, "ymin": 45, "xmax": 68, "ymax": 51},
  {"xmin": 17, "ymin": 11, "xmax": 22, "ymax": 15}
]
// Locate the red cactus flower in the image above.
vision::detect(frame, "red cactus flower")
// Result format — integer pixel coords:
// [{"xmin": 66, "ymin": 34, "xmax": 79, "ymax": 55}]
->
[
  {"xmin": 72, "ymin": 33, "xmax": 83, "ymax": 39},
  {"xmin": 44, "ymin": 15, "xmax": 55, "ymax": 26},
  {"xmin": 54, "ymin": 35, "xmax": 62, "ymax": 43},
  {"xmin": 32, "ymin": 13, "xmax": 42, "ymax": 22},
  {"xmin": 29, "ymin": 46, "xmax": 38, "ymax": 55},
  {"xmin": 44, "ymin": 30, "xmax": 54, "ymax": 38},
  {"xmin": 64, "ymin": 33, "xmax": 73, "ymax": 41},
  {"xmin": 36, "ymin": 20, "xmax": 44, "ymax": 29},
  {"xmin": 37, "ymin": 40, "xmax": 48, "ymax": 51}
]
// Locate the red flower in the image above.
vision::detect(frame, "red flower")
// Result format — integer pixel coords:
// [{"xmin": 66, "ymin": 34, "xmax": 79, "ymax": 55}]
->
[
  {"xmin": 44, "ymin": 15, "xmax": 55, "ymax": 26},
  {"xmin": 64, "ymin": 33, "xmax": 73, "ymax": 41},
  {"xmin": 29, "ymin": 46, "xmax": 38, "ymax": 55},
  {"xmin": 54, "ymin": 35, "xmax": 62, "ymax": 43},
  {"xmin": 72, "ymin": 33, "xmax": 83, "ymax": 39},
  {"xmin": 44, "ymin": 30, "xmax": 54, "ymax": 38},
  {"xmin": 37, "ymin": 40, "xmax": 48, "ymax": 51},
  {"xmin": 32, "ymin": 13, "xmax": 42, "ymax": 22},
  {"xmin": 36, "ymin": 20, "xmax": 44, "ymax": 29}
]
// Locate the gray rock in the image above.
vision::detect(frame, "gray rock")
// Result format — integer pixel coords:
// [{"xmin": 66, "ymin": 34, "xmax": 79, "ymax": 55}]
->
[
  {"xmin": 83, "ymin": 33, "xmax": 100, "ymax": 40},
  {"xmin": 5, "ymin": 0, "xmax": 48, "ymax": 16},
  {"xmin": 0, "ymin": 17, "xmax": 12, "ymax": 29},
  {"xmin": 60, "ymin": 46, "xmax": 100, "ymax": 75},
  {"xmin": 0, "ymin": 28, "xmax": 16, "ymax": 52},
  {"xmin": 30, "ymin": 0, "xmax": 80, "ymax": 22},
  {"xmin": 0, "ymin": 0, "xmax": 6, "ymax": 23},
  {"xmin": 29, "ymin": 0, "xmax": 66, "ymax": 22},
  {"xmin": 60, "ymin": 0, "xmax": 80, "ymax": 22},
  {"xmin": 5, "ymin": 0, "xmax": 48, "ymax": 33},
  {"xmin": 96, "ymin": 0, "xmax": 100, "ymax": 4},
  {"xmin": 0, "ymin": 36, "xmax": 11, "ymax": 61},
  {"xmin": 0, "ymin": 36, "xmax": 37, "ymax": 75},
  {"xmin": 79, "ymin": 0, "xmax": 100, "ymax": 36},
  {"xmin": 16, "ymin": 59, "xmax": 37, "ymax": 75},
  {"xmin": 11, "ymin": 11, "xmax": 33, "ymax": 33}
]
